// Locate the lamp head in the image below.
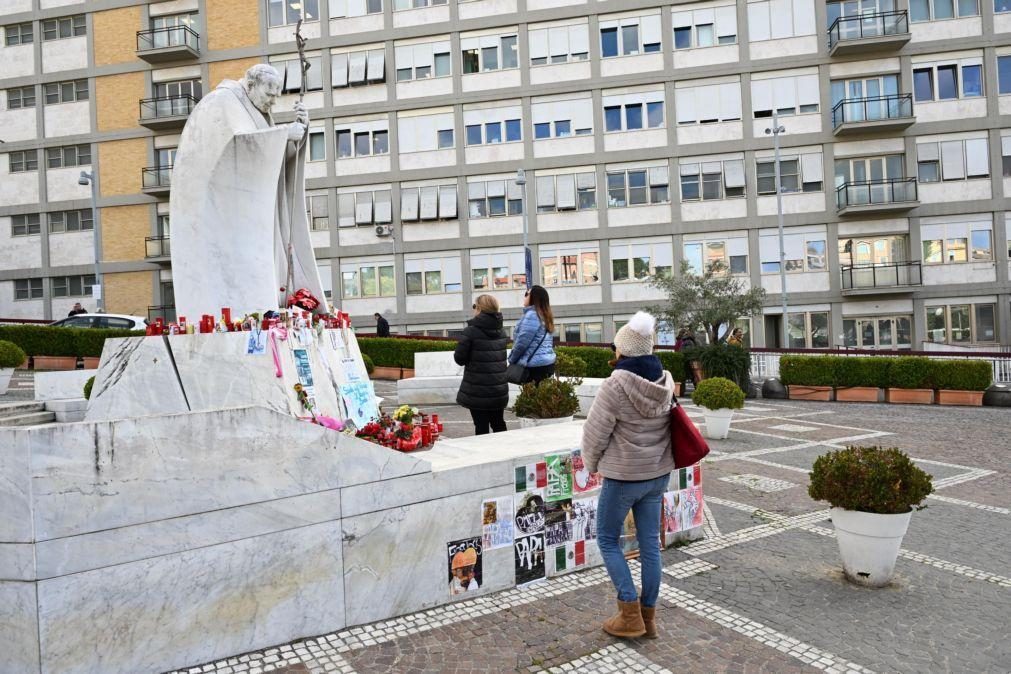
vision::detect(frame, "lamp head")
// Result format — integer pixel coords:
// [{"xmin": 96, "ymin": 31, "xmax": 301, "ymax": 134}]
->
[
  {"xmin": 78, "ymin": 171, "xmax": 91, "ymax": 186},
  {"xmin": 515, "ymin": 168, "xmax": 526, "ymax": 186}
]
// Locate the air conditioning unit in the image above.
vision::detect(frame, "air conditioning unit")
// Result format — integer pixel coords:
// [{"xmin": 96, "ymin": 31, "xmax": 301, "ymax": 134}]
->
[{"xmin": 375, "ymin": 225, "xmax": 392, "ymax": 237}]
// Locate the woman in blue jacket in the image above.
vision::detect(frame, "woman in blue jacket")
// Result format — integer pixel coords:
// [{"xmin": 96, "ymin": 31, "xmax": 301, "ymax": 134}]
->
[{"xmin": 510, "ymin": 285, "xmax": 556, "ymax": 383}]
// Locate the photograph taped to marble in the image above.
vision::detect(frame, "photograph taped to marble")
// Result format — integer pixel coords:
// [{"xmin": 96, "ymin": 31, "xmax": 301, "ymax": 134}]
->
[
  {"xmin": 448, "ymin": 537, "xmax": 483, "ymax": 596},
  {"xmin": 572, "ymin": 497, "xmax": 598, "ymax": 542},
  {"xmin": 547, "ymin": 539, "xmax": 588, "ymax": 576},
  {"xmin": 293, "ymin": 348, "xmax": 314, "ymax": 387},
  {"xmin": 515, "ymin": 461, "xmax": 547, "ymax": 493},
  {"xmin": 663, "ymin": 487, "xmax": 704, "ymax": 544},
  {"xmin": 246, "ymin": 329, "xmax": 266, "ymax": 355},
  {"xmin": 545, "ymin": 452, "xmax": 574, "ymax": 502},
  {"xmin": 481, "ymin": 496, "xmax": 514, "ymax": 550},
  {"xmin": 514, "ymin": 491, "xmax": 546, "ymax": 537},
  {"xmin": 514, "ymin": 533, "xmax": 546, "ymax": 587},
  {"xmin": 677, "ymin": 464, "xmax": 703, "ymax": 490},
  {"xmin": 544, "ymin": 498, "xmax": 574, "ymax": 547},
  {"xmin": 572, "ymin": 449, "xmax": 602, "ymax": 494}
]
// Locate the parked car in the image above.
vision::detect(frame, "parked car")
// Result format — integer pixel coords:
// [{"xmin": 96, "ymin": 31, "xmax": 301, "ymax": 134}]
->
[{"xmin": 50, "ymin": 314, "xmax": 148, "ymax": 330}]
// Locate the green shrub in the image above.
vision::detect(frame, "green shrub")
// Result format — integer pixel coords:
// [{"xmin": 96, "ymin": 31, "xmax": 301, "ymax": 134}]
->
[
  {"xmin": 357, "ymin": 337, "xmax": 457, "ymax": 369},
  {"xmin": 513, "ymin": 377, "xmax": 581, "ymax": 419},
  {"xmin": 836, "ymin": 357, "xmax": 894, "ymax": 389},
  {"xmin": 83, "ymin": 375, "xmax": 95, "ymax": 400},
  {"xmin": 685, "ymin": 344, "xmax": 751, "ymax": 392},
  {"xmin": 554, "ymin": 351, "xmax": 588, "ymax": 378},
  {"xmin": 808, "ymin": 446, "xmax": 933, "ymax": 514},
  {"xmin": 555, "ymin": 346, "xmax": 614, "ymax": 378},
  {"xmin": 779, "ymin": 355, "xmax": 840, "ymax": 387},
  {"xmin": 0, "ymin": 340, "xmax": 27, "ymax": 368},
  {"xmin": 888, "ymin": 357, "xmax": 934, "ymax": 390},
  {"xmin": 0, "ymin": 325, "xmax": 143, "ymax": 358},
  {"xmin": 930, "ymin": 359, "xmax": 991, "ymax": 391},
  {"xmin": 362, "ymin": 353, "xmax": 375, "ymax": 375},
  {"xmin": 656, "ymin": 350, "xmax": 685, "ymax": 379},
  {"xmin": 691, "ymin": 376, "xmax": 745, "ymax": 410}
]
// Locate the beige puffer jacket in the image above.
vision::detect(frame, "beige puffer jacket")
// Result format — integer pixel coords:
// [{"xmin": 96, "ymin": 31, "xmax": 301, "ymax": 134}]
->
[{"xmin": 581, "ymin": 369, "xmax": 675, "ymax": 481}]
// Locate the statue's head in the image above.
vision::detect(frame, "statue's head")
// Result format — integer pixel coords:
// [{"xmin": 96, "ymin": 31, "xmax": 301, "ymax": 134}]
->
[{"xmin": 241, "ymin": 64, "xmax": 283, "ymax": 115}]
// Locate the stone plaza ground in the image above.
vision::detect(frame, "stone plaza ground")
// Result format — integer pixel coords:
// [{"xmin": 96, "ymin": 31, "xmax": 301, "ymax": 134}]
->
[{"xmin": 3, "ymin": 376, "xmax": 1008, "ymax": 673}]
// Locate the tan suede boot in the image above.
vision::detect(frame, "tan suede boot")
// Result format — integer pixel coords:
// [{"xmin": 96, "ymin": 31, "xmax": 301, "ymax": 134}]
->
[
  {"xmin": 640, "ymin": 603, "xmax": 658, "ymax": 639},
  {"xmin": 602, "ymin": 599, "xmax": 646, "ymax": 638}
]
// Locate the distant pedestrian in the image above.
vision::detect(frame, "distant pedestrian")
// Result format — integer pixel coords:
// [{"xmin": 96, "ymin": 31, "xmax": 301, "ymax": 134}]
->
[
  {"xmin": 455, "ymin": 295, "xmax": 509, "ymax": 435},
  {"xmin": 581, "ymin": 311, "xmax": 674, "ymax": 641},
  {"xmin": 509, "ymin": 285, "xmax": 556, "ymax": 384},
  {"xmin": 727, "ymin": 327, "xmax": 744, "ymax": 347},
  {"xmin": 374, "ymin": 312, "xmax": 390, "ymax": 337},
  {"xmin": 675, "ymin": 328, "xmax": 699, "ymax": 386},
  {"xmin": 68, "ymin": 303, "xmax": 87, "ymax": 317}
]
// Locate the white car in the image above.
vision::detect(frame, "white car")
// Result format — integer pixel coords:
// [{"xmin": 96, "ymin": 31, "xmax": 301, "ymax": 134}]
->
[{"xmin": 50, "ymin": 313, "xmax": 149, "ymax": 330}]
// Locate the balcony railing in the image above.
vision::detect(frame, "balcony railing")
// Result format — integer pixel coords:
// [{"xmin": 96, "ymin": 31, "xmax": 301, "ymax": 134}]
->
[
  {"xmin": 836, "ymin": 178, "xmax": 917, "ymax": 212},
  {"xmin": 142, "ymin": 165, "xmax": 172, "ymax": 191},
  {"xmin": 136, "ymin": 25, "xmax": 199, "ymax": 54},
  {"xmin": 841, "ymin": 261, "xmax": 921, "ymax": 291},
  {"xmin": 831, "ymin": 94, "xmax": 914, "ymax": 129},
  {"xmin": 828, "ymin": 11, "xmax": 910, "ymax": 51},
  {"xmin": 148, "ymin": 304, "xmax": 177, "ymax": 323},
  {"xmin": 139, "ymin": 95, "xmax": 198, "ymax": 122},
  {"xmin": 145, "ymin": 235, "xmax": 171, "ymax": 259}
]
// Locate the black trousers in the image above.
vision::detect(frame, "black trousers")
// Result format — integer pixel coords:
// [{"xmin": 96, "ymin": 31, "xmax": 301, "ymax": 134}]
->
[
  {"xmin": 470, "ymin": 408, "xmax": 507, "ymax": 435},
  {"xmin": 526, "ymin": 363, "xmax": 556, "ymax": 384}
]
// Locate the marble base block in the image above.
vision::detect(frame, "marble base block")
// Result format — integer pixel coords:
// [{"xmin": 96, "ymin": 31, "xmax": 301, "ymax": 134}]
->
[{"xmin": 34, "ymin": 369, "xmax": 97, "ymax": 402}]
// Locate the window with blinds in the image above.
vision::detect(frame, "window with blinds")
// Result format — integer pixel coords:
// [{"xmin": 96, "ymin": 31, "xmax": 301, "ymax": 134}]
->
[
  {"xmin": 675, "ymin": 80, "xmax": 742, "ymax": 124},
  {"xmin": 916, "ymin": 137, "xmax": 989, "ymax": 182}
]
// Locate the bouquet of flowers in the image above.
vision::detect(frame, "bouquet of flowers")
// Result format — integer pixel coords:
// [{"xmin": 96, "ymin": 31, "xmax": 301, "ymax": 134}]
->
[{"xmin": 354, "ymin": 406, "xmax": 441, "ymax": 452}]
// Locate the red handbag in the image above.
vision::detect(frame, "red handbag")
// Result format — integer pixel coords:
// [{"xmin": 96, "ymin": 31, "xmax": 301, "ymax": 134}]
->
[{"xmin": 670, "ymin": 402, "xmax": 710, "ymax": 469}]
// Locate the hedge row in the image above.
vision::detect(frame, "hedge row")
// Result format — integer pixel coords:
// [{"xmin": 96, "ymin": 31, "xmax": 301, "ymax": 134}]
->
[
  {"xmin": 779, "ymin": 355, "xmax": 992, "ymax": 391},
  {"xmin": 0, "ymin": 325, "xmax": 144, "ymax": 358}
]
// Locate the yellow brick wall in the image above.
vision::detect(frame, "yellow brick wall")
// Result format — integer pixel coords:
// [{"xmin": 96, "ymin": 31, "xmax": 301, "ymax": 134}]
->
[
  {"xmin": 104, "ymin": 271, "xmax": 152, "ymax": 317},
  {"xmin": 100, "ymin": 205, "xmax": 150, "ymax": 263},
  {"xmin": 208, "ymin": 57, "xmax": 261, "ymax": 88},
  {"xmin": 207, "ymin": 0, "xmax": 260, "ymax": 51},
  {"xmin": 98, "ymin": 138, "xmax": 147, "ymax": 197},
  {"xmin": 95, "ymin": 72, "xmax": 145, "ymax": 132},
  {"xmin": 93, "ymin": 6, "xmax": 141, "ymax": 66}
]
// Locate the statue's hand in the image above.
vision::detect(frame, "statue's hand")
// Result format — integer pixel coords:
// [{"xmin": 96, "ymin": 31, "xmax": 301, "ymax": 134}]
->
[
  {"xmin": 293, "ymin": 101, "xmax": 309, "ymax": 126},
  {"xmin": 287, "ymin": 122, "xmax": 306, "ymax": 142}
]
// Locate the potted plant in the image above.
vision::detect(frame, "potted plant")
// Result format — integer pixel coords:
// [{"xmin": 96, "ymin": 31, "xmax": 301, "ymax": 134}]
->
[
  {"xmin": 513, "ymin": 377, "xmax": 581, "ymax": 429},
  {"xmin": 835, "ymin": 357, "xmax": 892, "ymax": 403},
  {"xmin": 931, "ymin": 360, "xmax": 990, "ymax": 406},
  {"xmin": 691, "ymin": 376, "xmax": 745, "ymax": 440},
  {"xmin": 0, "ymin": 340, "xmax": 27, "ymax": 395},
  {"xmin": 809, "ymin": 446, "xmax": 933, "ymax": 587},
  {"xmin": 779, "ymin": 355, "xmax": 836, "ymax": 401},
  {"xmin": 885, "ymin": 357, "xmax": 934, "ymax": 405}
]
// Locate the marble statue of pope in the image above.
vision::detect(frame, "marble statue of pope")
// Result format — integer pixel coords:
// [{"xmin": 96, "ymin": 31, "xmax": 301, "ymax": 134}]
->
[{"xmin": 169, "ymin": 64, "xmax": 328, "ymax": 321}]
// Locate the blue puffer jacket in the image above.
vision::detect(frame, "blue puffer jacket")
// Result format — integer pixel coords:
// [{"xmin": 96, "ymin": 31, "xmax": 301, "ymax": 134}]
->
[{"xmin": 510, "ymin": 307, "xmax": 556, "ymax": 367}]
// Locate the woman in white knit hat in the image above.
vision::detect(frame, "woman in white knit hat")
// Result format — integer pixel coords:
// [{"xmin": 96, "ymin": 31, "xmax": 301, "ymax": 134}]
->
[{"xmin": 581, "ymin": 310, "xmax": 675, "ymax": 640}]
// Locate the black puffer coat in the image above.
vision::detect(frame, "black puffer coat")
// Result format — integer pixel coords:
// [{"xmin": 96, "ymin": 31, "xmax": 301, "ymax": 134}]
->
[{"xmin": 455, "ymin": 311, "xmax": 509, "ymax": 410}]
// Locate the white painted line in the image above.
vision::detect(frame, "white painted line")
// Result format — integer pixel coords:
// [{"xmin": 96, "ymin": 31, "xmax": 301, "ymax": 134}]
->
[
  {"xmin": 768, "ymin": 424, "xmax": 819, "ymax": 432},
  {"xmin": 927, "ymin": 494, "xmax": 1008, "ymax": 514},
  {"xmin": 703, "ymin": 502, "xmax": 722, "ymax": 538},
  {"xmin": 546, "ymin": 643, "xmax": 673, "ymax": 674},
  {"xmin": 663, "ymin": 558, "xmax": 718, "ymax": 579},
  {"xmin": 718, "ymin": 474, "xmax": 798, "ymax": 493}
]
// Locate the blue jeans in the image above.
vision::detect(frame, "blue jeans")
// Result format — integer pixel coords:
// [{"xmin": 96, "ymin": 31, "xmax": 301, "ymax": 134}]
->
[{"xmin": 596, "ymin": 474, "xmax": 669, "ymax": 608}]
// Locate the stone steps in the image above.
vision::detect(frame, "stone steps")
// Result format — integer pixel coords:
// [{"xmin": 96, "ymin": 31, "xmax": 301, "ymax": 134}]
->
[{"xmin": 0, "ymin": 402, "xmax": 56, "ymax": 426}]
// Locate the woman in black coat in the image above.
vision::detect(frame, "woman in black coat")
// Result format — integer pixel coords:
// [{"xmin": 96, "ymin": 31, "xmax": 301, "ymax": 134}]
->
[{"xmin": 455, "ymin": 294, "xmax": 509, "ymax": 435}]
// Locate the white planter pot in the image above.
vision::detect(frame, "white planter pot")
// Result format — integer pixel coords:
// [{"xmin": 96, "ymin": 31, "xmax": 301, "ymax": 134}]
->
[
  {"xmin": 0, "ymin": 368, "xmax": 13, "ymax": 395},
  {"xmin": 830, "ymin": 507, "xmax": 912, "ymax": 587},
  {"xmin": 518, "ymin": 415, "xmax": 574, "ymax": 429},
  {"xmin": 702, "ymin": 408, "xmax": 734, "ymax": 439}
]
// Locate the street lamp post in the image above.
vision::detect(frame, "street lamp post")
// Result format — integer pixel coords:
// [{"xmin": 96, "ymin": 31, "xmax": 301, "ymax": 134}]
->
[
  {"xmin": 515, "ymin": 168, "xmax": 531, "ymax": 289},
  {"xmin": 765, "ymin": 113, "xmax": 788, "ymax": 349},
  {"xmin": 78, "ymin": 171, "xmax": 103, "ymax": 312}
]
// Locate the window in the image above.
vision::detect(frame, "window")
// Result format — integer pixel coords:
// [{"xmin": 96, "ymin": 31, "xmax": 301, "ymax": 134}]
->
[
  {"xmin": 599, "ymin": 15, "xmax": 662, "ymax": 58},
  {"xmin": 539, "ymin": 245, "xmax": 600, "ymax": 286},
  {"xmin": 305, "ymin": 193, "xmax": 329, "ymax": 231},
  {"xmin": 916, "ymin": 138, "xmax": 989, "ymax": 182},
  {"xmin": 673, "ymin": 5, "xmax": 737, "ymax": 48},
  {"xmin": 843, "ymin": 316, "xmax": 913, "ymax": 349},
  {"xmin": 921, "ymin": 221, "xmax": 993, "ymax": 263},
  {"xmin": 786, "ymin": 312, "xmax": 830, "ymax": 349},
  {"xmin": 999, "ymin": 56, "xmax": 1011, "ymax": 95},
  {"xmin": 268, "ymin": 0, "xmax": 319, "ymax": 26},
  {"xmin": 405, "ymin": 257, "xmax": 462, "ymax": 295},
  {"xmin": 41, "ymin": 15, "xmax": 86, "ymax": 40},
  {"xmin": 4, "ymin": 22, "xmax": 32, "ymax": 46},
  {"xmin": 532, "ymin": 97, "xmax": 593, "ymax": 138},
  {"xmin": 684, "ymin": 237, "xmax": 749, "ymax": 275},
  {"xmin": 48, "ymin": 209, "xmax": 93, "ymax": 233},
  {"xmin": 45, "ymin": 144, "xmax": 91, "ymax": 169},
  {"xmin": 14, "ymin": 278, "xmax": 43, "ymax": 301},
  {"xmin": 603, "ymin": 100, "xmax": 664, "ymax": 131},
  {"xmin": 999, "ymin": 0, "xmax": 1011, "ymax": 12},
  {"xmin": 1002, "ymin": 136, "xmax": 1011, "ymax": 176},
  {"xmin": 393, "ymin": 0, "xmax": 447, "ymax": 10},
  {"xmin": 747, "ymin": 0, "xmax": 817, "ymax": 41},
  {"xmin": 680, "ymin": 159, "xmax": 746, "ymax": 201},
  {"xmin": 9, "ymin": 150, "xmax": 39, "ymax": 173},
  {"xmin": 926, "ymin": 303, "xmax": 996, "ymax": 343},
  {"xmin": 12, "ymin": 214, "xmax": 41, "ymax": 236},
  {"xmin": 675, "ymin": 82, "xmax": 742, "ymax": 124},
  {"xmin": 910, "ymin": 0, "xmax": 978, "ymax": 21},
  {"xmin": 6, "ymin": 86, "xmax": 35, "ymax": 110},
  {"xmin": 756, "ymin": 153, "xmax": 824, "ymax": 194},
  {"xmin": 535, "ymin": 172, "xmax": 596, "ymax": 212},
  {"xmin": 341, "ymin": 261, "xmax": 395, "ymax": 298},
  {"xmin": 271, "ymin": 56, "xmax": 323, "ymax": 93},
  {"xmin": 468, "ymin": 179, "xmax": 523, "ymax": 218},
  {"xmin": 333, "ymin": 48, "xmax": 386, "ymax": 87},
  {"xmin": 751, "ymin": 73, "xmax": 820, "ymax": 118},
  {"xmin": 309, "ymin": 131, "xmax": 326, "ymax": 161},
  {"xmin": 464, "ymin": 118, "xmax": 522, "ymax": 145},
  {"xmin": 471, "ymin": 249, "xmax": 527, "ymax": 290},
  {"xmin": 461, "ymin": 34, "xmax": 518, "ymax": 74},
  {"xmin": 52, "ymin": 274, "xmax": 96, "ymax": 298},
  {"xmin": 337, "ymin": 189, "xmax": 392, "ymax": 226},
  {"xmin": 394, "ymin": 41, "xmax": 450, "ymax": 82},
  {"xmin": 760, "ymin": 231, "xmax": 828, "ymax": 273},
  {"xmin": 607, "ymin": 166, "xmax": 670, "ymax": 207},
  {"xmin": 528, "ymin": 22, "xmax": 590, "ymax": 66},
  {"xmin": 610, "ymin": 241, "xmax": 673, "ymax": 281},
  {"xmin": 43, "ymin": 79, "xmax": 89, "ymax": 105},
  {"xmin": 336, "ymin": 127, "xmax": 388, "ymax": 158},
  {"xmin": 401, "ymin": 184, "xmax": 458, "ymax": 221},
  {"xmin": 912, "ymin": 59, "xmax": 983, "ymax": 101},
  {"xmin": 554, "ymin": 321, "xmax": 603, "ymax": 344}
]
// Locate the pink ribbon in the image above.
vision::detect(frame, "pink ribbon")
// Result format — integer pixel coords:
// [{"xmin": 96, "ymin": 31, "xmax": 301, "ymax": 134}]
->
[{"xmin": 269, "ymin": 326, "xmax": 288, "ymax": 378}]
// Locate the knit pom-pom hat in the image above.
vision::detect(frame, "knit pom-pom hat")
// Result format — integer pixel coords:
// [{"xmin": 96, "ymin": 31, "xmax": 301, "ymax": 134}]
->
[{"xmin": 614, "ymin": 311, "xmax": 655, "ymax": 357}]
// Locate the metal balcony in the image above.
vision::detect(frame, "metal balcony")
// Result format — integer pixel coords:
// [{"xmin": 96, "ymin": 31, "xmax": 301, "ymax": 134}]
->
[
  {"xmin": 832, "ymin": 94, "xmax": 915, "ymax": 136},
  {"xmin": 138, "ymin": 95, "xmax": 197, "ymax": 130},
  {"xmin": 136, "ymin": 26, "xmax": 199, "ymax": 63},
  {"xmin": 141, "ymin": 166, "xmax": 172, "ymax": 196},
  {"xmin": 828, "ymin": 11, "xmax": 910, "ymax": 56},
  {"xmin": 148, "ymin": 304, "xmax": 176, "ymax": 323},
  {"xmin": 836, "ymin": 178, "xmax": 918, "ymax": 215},
  {"xmin": 145, "ymin": 235, "xmax": 171, "ymax": 260},
  {"xmin": 841, "ymin": 261, "xmax": 921, "ymax": 294}
]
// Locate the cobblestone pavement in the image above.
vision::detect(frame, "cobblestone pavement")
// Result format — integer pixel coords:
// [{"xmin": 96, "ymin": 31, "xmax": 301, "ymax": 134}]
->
[
  {"xmin": 169, "ymin": 391, "xmax": 1010, "ymax": 674},
  {"xmin": 0, "ymin": 369, "xmax": 36, "ymax": 402}
]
